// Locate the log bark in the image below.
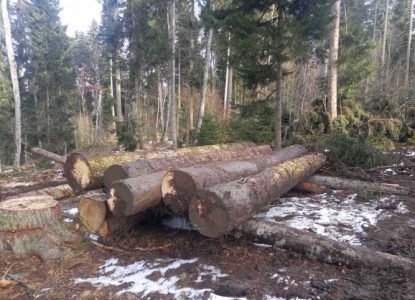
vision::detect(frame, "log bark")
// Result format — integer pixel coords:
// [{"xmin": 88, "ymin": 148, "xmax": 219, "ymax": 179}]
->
[
  {"xmin": 305, "ymin": 175, "xmax": 410, "ymax": 195},
  {"xmin": 64, "ymin": 142, "xmax": 256, "ymax": 192},
  {"xmin": 104, "ymin": 144, "xmax": 271, "ymax": 188},
  {"xmin": 236, "ymin": 219, "xmax": 415, "ymax": 271},
  {"xmin": 107, "ymin": 144, "xmax": 269, "ymax": 217},
  {"xmin": 5, "ymin": 184, "xmax": 75, "ymax": 201},
  {"xmin": 0, "ymin": 196, "xmax": 80, "ymax": 261},
  {"xmin": 30, "ymin": 148, "xmax": 66, "ymax": 164},
  {"xmin": 78, "ymin": 193, "xmax": 143, "ymax": 237},
  {"xmin": 294, "ymin": 182, "xmax": 326, "ymax": 194},
  {"xmin": 162, "ymin": 145, "xmax": 308, "ymax": 216},
  {"xmin": 189, "ymin": 153, "xmax": 326, "ymax": 238}
]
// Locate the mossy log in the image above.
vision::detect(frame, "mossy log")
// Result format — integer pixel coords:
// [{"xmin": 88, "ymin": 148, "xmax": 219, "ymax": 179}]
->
[
  {"xmin": 189, "ymin": 153, "xmax": 326, "ymax": 238},
  {"xmin": 305, "ymin": 175, "xmax": 410, "ymax": 195},
  {"xmin": 78, "ymin": 193, "xmax": 143, "ymax": 237},
  {"xmin": 104, "ymin": 145, "xmax": 272, "ymax": 188},
  {"xmin": 5, "ymin": 184, "xmax": 75, "ymax": 201},
  {"xmin": 64, "ymin": 142, "xmax": 256, "ymax": 192},
  {"xmin": 30, "ymin": 147, "xmax": 66, "ymax": 164},
  {"xmin": 107, "ymin": 145, "xmax": 272, "ymax": 217},
  {"xmin": 162, "ymin": 145, "xmax": 308, "ymax": 216},
  {"xmin": 0, "ymin": 196, "xmax": 80, "ymax": 261},
  {"xmin": 236, "ymin": 219, "xmax": 415, "ymax": 270}
]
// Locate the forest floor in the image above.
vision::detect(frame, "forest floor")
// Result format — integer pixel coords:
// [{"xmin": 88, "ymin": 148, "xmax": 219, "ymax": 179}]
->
[{"xmin": 1, "ymin": 148, "xmax": 415, "ymax": 300}]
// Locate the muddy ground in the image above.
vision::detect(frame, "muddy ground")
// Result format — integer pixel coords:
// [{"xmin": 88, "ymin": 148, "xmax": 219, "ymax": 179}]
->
[{"xmin": 1, "ymin": 152, "xmax": 415, "ymax": 300}]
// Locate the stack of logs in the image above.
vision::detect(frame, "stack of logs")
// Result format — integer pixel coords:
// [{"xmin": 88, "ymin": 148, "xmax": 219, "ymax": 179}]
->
[{"xmin": 1, "ymin": 142, "xmax": 413, "ymax": 270}]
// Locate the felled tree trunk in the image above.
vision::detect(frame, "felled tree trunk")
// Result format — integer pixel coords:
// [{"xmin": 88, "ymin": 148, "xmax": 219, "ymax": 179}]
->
[
  {"xmin": 305, "ymin": 175, "xmax": 410, "ymax": 195},
  {"xmin": 104, "ymin": 145, "xmax": 272, "ymax": 188},
  {"xmin": 237, "ymin": 219, "xmax": 415, "ymax": 271},
  {"xmin": 78, "ymin": 193, "xmax": 143, "ymax": 237},
  {"xmin": 162, "ymin": 145, "xmax": 308, "ymax": 216},
  {"xmin": 294, "ymin": 182, "xmax": 326, "ymax": 194},
  {"xmin": 0, "ymin": 196, "xmax": 80, "ymax": 261},
  {"xmin": 30, "ymin": 148, "xmax": 66, "ymax": 164},
  {"xmin": 64, "ymin": 142, "xmax": 255, "ymax": 192},
  {"xmin": 5, "ymin": 184, "xmax": 75, "ymax": 201},
  {"xmin": 107, "ymin": 145, "xmax": 273, "ymax": 218},
  {"xmin": 189, "ymin": 153, "xmax": 326, "ymax": 238}
]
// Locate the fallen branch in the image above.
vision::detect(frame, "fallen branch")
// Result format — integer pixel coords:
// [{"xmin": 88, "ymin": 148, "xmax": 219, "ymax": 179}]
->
[
  {"xmin": 30, "ymin": 148, "xmax": 66, "ymax": 165},
  {"xmin": 91, "ymin": 241, "xmax": 124, "ymax": 253},
  {"xmin": 236, "ymin": 219, "xmax": 415, "ymax": 271},
  {"xmin": 0, "ymin": 264, "xmax": 15, "ymax": 289},
  {"xmin": 135, "ymin": 243, "xmax": 173, "ymax": 251}
]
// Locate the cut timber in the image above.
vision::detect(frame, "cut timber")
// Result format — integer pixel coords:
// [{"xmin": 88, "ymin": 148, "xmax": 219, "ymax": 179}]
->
[
  {"xmin": 189, "ymin": 153, "xmax": 326, "ymax": 238},
  {"xmin": 65, "ymin": 142, "xmax": 255, "ymax": 192},
  {"xmin": 30, "ymin": 148, "xmax": 66, "ymax": 164},
  {"xmin": 237, "ymin": 219, "xmax": 415, "ymax": 271},
  {"xmin": 107, "ymin": 145, "xmax": 274, "ymax": 217},
  {"xmin": 78, "ymin": 193, "xmax": 143, "ymax": 237},
  {"xmin": 294, "ymin": 182, "xmax": 326, "ymax": 194},
  {"xmin": 162, "ymin": 145, "xmax": 308, "ymax": 216},
  {"xmin": 305, "ymin": 175, "xmax": 410, "ymax": 195},
  {"xmin": 0, "ymin": 196, "xmax": 80, "ymax": 261},
  {"xmin": 5, "ymin": 184, "xmax": 75, "ymax": 201},
  {"xmin": 104, "ymin": 144, "xmax": 272, "ymax": 188}
]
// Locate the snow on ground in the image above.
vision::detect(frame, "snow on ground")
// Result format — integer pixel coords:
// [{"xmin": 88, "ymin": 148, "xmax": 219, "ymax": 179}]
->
[
  {"xmin": 162, "ymin": 217, "xmax": 191, "ymax": 230},
  {"xmin": 255, "ymin": 192, "xmax": 409, "ymax": 246},
  {"xmin": 64, "ymin": 208, "xmax": 78, "ymax": 215}
]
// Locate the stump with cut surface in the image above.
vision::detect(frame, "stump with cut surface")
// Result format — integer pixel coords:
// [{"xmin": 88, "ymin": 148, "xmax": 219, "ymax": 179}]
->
[
  {"xmin": 162, "ymin": 145, "xmax": 308, "ymax": 216},
  {"xmin": 0, "ymin": 196, "xmax": 80, "ymax": 261},
  {"xmin": 103, "ymin": 145, "xmax": 271, "ymax": 188},
  {"xmin": 107, "ymin": 145, "xmax": 273, "ymax": 217},
  {"xmin": 64, "ymin": 142, "xmax": 256, "ymax": 192},
  {"xmin": 189, "ymin": 153, "xmax": 326, "ymax": 238},
  {"xmin": 78, "ymin": 193, "xmax": 144, "ymax": 237}
]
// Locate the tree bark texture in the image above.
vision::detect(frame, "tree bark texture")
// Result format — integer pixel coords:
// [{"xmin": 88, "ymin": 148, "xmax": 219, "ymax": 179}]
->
[
  {"xmin": 305, "ymin": 175, "xmax": 410, "ymax": 195},
  {"xmin": 107, "ymin": 145, "xmax": 270, "ymax": 217},
  {"xmin": 64, "ymin": 142, "xmax": 256, "ymax": 192},
  {"xmin": 328, "ymin": 0, "xmax": 340, "ymax": 119},
  {"xmin": 30, "ymin": 148, "xmax": 66, "ymax": 164},
  {"xmin": 170, "ymin": 0, "xmax": 177, "ymax": 150},
  {"xmin": 162, "ymin": 145, "xmax": 308, "ymax": 216},
  {"xmin": 294, "ymin": 182, "xmax": 326, "ymax": 194},
  {"xmin": 189, "ymin": 153, "xmax": 326, "ymax": 238},
  {"xmin": 1, "ymin": 0, "xmax": 22, "ymax": 169},
  {"xmin": 5, "ymin": 184, "xmax": 75, "ymax": 201},
  {"xmin": 381, "ymin": 0, "xmax": 390, "ymax": 67},
  {"xmin": 115, "ymin": 62, "xmax": 122, "ymax": 122},
  {"xmin": 104, "ymin": 144, "xmax": 268, "ymax": 188},
  {"xmin": 0, "ymin": 197, "xmax": 79, "ymax": 261},
  {"xmin": 405, "ymin": 0, "xmax": 414, "ymax": 87},
  {"xmin": 236, "ymin": 219, "xmax": 415, "ymax": 271}
]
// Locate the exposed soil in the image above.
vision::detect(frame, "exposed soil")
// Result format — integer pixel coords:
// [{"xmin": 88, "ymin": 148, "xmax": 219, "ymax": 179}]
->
[{"xmin": 1, "ymin": 151, "xmax": 415, "ymax": 300}]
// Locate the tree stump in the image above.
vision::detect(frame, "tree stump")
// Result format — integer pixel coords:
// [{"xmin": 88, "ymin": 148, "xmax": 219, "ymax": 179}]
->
[{"xmin": 0, "ymin": 196, "xmax": 80, "ymax": 261}]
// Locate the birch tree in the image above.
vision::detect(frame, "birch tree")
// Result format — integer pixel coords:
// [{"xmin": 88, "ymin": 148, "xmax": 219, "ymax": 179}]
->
[{"xmin": 328, "ymin": 0, "xmax": 340, "ymax": 120}]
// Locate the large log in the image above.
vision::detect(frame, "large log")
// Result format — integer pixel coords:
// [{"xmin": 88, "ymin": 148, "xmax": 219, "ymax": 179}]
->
[
  {"xmin": 78, "ymin": 193, "xmax": 143, "ymax": 237},
  {"xmin": 305, "ymin": 175, "xmax": 411, "ymax": 195},
  {"xmin": 107, "ymin": 146, "xmax": 273, "ymax": 217},
  {"xmin": 0, "ymin": 196, "xmax": 80, "ymax": 261},
  {"xmin": 64, "ymin": 142, "xmax": 256, "ymax": 192},
  {"xmin": 162, "ymin": 145, "xmax": 308, "ymax": 216},
  {"xmin": 104, "ymin": 144, "xmax": 272, "ymax": 188},
  {"xmin": 30, "ymin": 147, "xmax": 66, "ymax": 164},
  {"xmin": 5, "ymin": 184, "xmax": 75, "ymax": 201},
  {"xmin": 189, "ymin": 153, "xmax": 326, "ymax": 238},
  {"xmin": 237, "ymin": 219, "xmax": 415, "ymax": 271}
]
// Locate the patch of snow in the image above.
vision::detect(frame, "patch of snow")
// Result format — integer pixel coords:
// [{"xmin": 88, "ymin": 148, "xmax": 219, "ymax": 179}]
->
[
  {"xmin": 208, "ymin": 295, "xmax": 247, "ymax": 300},
  {"xmin": 382, "ymin": 168, "xmax": 397, "ymax": 175},
  {"xmin": 64, "ymin": 218, "xmax": 73, "ymax": 223},
  {"xmin": 162, "ymin": 217, "xmax": 191, "ymax": 230},
  {"xmin": 75, "ymin": 258, "xmax": 227, "ymax": 299},
  {"xmin": 255, "ymin": 193, "xmax": 408, "ymax": 246},
  {"xmin": 253, "ymin": 243, "xmax": 272, "ymax": 248},
  {"xmin": 324, "ymin": 279, "xmax": 339, "ymax": 283},
  {"xmin": 4, "ymin": 169, "xmax": 13, "ymax": 173},
  {"xmin": 64, "ymin": 208, "xmax": 78, "ymax": 215},
  {"xmin": 40, "ymin": 288, "xmax": 51, "ymax": 292}
]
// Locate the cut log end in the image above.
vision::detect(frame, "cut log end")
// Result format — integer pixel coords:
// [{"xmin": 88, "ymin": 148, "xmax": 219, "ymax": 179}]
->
[
  {"xmin": 0, "ymin": 196, "xmax": 56, "ymax": 211},
  {"xmin": 189, "ymin": 191, "xmax": 231, "ymax": 238},
  {"xmin": 78, "ymin": 194, "xmax": 108, "ymax": 234},
  {"xmin": 108, "ymin": 186, "xmax": 131, "ymax": 217},
  {"xmin": 64, "ymin": 153, "xmax": 91, "ymax": 191},
  {"xmin": 162, "ymin": 170, "xmax": 198, "ymax": 216},
  {"xmin": 103, "ymin": 165, "xmax": 130, "ymax": 189}
]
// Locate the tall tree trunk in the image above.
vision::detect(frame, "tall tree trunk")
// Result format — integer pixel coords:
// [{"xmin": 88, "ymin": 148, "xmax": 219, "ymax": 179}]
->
[
  {"xmin": 381, "ymin": 0, "xmax": 390, "ymax": 68},
  {"xmin": 95, "ymin": 54, "xmax": 102, "ymax": 142},
  {"xmin": 158, "ymin": 68, "xmax": 164, "ymax": 136},
  {"xmin": 373, "ymin": 0, "xmax": 378, "ymax": 41},
  {"xmin": 189, "ymin": 0, "xmax": 195, "ymax": 132},
  {"xmin": 115, "ymin": 61, "xmax": 122, "ymax": 122},
  {"xmin": 328, "ymin": 0, "xmax": 340, "ymax": 120},
  {"xmin": 275, "ymin": 5, "xmax": 284, "ymax": 150},
  {"xmin": 171, "ymin": 0, "xmax": 177, "ymax": 150},
  {"xmin": 135, "ymin": 74, "xmax": 144, "ymax": 150},
  {"xmin": 46, "ymin": 84, "xmax": 50, "ymax": 144},
  {"xmin": 195, "ymin": 0, "xmax": 215, "ymax": 144},
  {"xmin": 405, "ymin": 0, "xmax": 414, "ymax": 87},
  {"xmin": 109, "ymin": 58, "xmax": 116, "ymax": 130},
  {"xmin": 177, "ymin": 47, "xmax": 181, "ymax": 138},
  {"xmin": 223, "ymin": 33, "xmax": 230, "ymax": 120},
  {"xmin": 2, "ymin": 0, "xmax": 22, "ymax": 168},
  {"xmin": 227, "ymin": 66, "xmax": 233, "ymax": 119}
]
